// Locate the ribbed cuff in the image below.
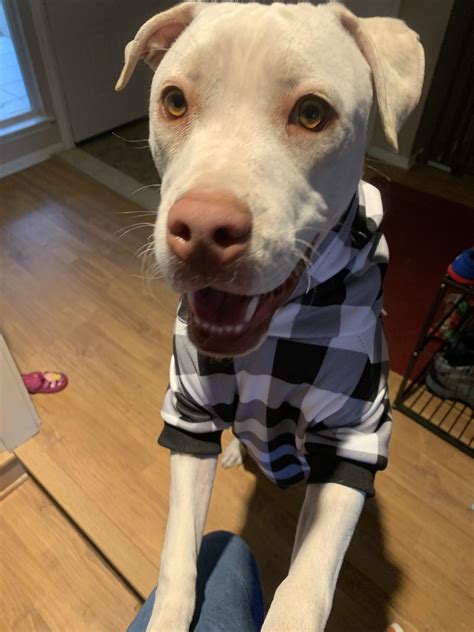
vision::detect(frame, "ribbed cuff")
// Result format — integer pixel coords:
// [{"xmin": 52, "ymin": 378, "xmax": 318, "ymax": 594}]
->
[
  {"xmin": 158, "ymin": 422, "xmax": 223, "ymax": 456},
  {"xmin": 305, "ymin": 449, "xmax": 382, "ymax": 498}
]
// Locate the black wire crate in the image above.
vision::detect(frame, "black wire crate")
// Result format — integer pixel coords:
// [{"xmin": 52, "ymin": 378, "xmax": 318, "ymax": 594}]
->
[{"xmin": 394, "ymin": 276, "xmax": 473, "ymax": 457}]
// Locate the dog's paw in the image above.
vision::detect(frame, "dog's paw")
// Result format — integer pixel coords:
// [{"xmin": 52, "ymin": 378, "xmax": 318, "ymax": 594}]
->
[{"xmin": 221, "ymin": 438, "xmax": 247, "ymax": 469}]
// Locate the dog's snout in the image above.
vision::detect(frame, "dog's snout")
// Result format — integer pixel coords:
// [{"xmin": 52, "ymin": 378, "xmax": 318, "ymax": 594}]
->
[{"xmin": 167, "ymin": 189, "xmax": 252, "ymax": 266}]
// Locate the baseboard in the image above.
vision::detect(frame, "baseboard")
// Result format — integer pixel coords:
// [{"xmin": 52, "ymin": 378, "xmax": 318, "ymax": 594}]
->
[
  {"xmin": 0, "ymin": 141, "xmax": 65, "ymax": 178},
  {"xmin": 0, "ymin": 451, "xmax": 27, "ymax": 500},
  {"xmin": 427, "ymin": 160, "xmax": 452, "ymax": 173},
  {"xmin": 59, "ymin": 148, "xmax": 160, "ymax": 213},
  {"xmin": 366, "ymin": 145, "xmax": 417, "ymax": 170}
]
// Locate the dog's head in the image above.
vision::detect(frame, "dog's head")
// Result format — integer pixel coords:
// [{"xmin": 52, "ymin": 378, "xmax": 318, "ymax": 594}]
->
[{"xmin": 116, "ymin": 1, "xmax": 424, "ymax": 357}]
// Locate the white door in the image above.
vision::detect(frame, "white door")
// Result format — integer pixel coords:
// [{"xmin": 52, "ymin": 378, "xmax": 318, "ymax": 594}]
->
[{"xmin": 43, "ymin": 0, "xmax": 175, "ymax": 142}]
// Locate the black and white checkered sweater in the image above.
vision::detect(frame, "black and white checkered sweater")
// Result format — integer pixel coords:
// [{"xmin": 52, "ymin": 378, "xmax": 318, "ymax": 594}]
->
[{"xmin": 158, "ymin": 181, "xmax": 391, "ymax": 497}]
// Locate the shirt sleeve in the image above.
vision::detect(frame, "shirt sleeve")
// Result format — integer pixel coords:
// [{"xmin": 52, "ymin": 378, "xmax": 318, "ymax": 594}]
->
[
  {"xmin": 158, "ymin": 312, "xmax": 231, "ymax": 456},
  {"xmin": 158, "ymin": 421, "xmax": 223, "ymax": 455},
  {"xmin": 304, "ymin": 394, "xmax": 391, "ymax": 498},
  {"xmin": 302, "ymin": 327, "xmax": 392, "ymax": 498}
]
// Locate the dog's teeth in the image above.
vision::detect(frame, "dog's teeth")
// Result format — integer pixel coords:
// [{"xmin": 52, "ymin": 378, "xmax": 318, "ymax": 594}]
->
[
  {"xmin": 195, "ymin": 320, "xmax": 245, "ymax": 336},
  {"xmin": 244, "ymin": 296, "xmax": 260, "ymax": 322}
]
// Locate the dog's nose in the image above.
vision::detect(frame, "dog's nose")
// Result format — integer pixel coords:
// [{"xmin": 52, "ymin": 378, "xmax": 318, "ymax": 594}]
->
[{"xmin": 167, "ymin": 189, "xmax": 252, "ymax": 266}]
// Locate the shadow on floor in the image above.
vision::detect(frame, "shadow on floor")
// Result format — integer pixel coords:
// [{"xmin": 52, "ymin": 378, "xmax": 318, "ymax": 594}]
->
[{"xmin": 238, "ymin": 458, "xmax": 402, "ymax": 630}]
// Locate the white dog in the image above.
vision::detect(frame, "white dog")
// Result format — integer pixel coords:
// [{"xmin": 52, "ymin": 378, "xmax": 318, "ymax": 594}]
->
[{"xmin": 116, "ymin": 2, "xmax": 424, "ymax": 630}]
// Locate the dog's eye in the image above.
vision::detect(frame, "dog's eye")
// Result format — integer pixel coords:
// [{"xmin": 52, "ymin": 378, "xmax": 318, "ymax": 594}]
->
[
  {"xmin": 162, "ymin": 87, "xmax": 187, "ymax": 118},
  {"xmin": 292, "ymin": 96, "xmax": 327, "ymax": 131}
]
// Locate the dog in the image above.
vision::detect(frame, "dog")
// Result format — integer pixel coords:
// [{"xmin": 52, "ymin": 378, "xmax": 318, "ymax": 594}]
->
[{"xmin": 116, "ymin": 2, "xmax": 424, "ymax": 630}]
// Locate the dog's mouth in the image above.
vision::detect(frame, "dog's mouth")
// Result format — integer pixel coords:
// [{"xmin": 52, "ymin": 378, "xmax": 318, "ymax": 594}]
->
[{"xmin": 186, "ymin": 260, "xmax": 306, "ymax": 356}]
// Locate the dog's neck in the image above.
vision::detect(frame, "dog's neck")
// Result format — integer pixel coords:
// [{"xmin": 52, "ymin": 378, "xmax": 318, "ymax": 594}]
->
[{"xmin": 285, "ymin": 180, "xmax": 384, "ymax": 307}]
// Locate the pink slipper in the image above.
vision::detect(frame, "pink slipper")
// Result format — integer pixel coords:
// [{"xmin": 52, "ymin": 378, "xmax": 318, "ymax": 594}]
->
[{"xmin": 22, "ymin": 371, "xmax": 68, "ymax": 394}]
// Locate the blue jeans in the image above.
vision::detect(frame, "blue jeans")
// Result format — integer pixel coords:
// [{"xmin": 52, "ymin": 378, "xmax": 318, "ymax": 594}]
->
[{"xmin": 127, "ymin": 531, "xmax": 265, "ymax": 632}]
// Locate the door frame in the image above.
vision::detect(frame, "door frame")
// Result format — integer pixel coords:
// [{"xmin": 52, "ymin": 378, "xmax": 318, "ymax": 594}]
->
[{"xmin": 0, "ymin": 0, "xmax": 74, "ymax": 177}]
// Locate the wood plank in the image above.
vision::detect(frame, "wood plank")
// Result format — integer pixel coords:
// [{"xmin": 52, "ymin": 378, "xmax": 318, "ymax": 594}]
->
[
  {"xmin": 0, "ymin": 479, "xmax": 139, "ymax": 631},
  {"xmin": 16, "ymin": 448, "xmax": 159, "ymax": 599},
  {"xmin": 2, "ymin": 158, "xmax": 175, "ymax": 596},
  {"xmin": 1, "ymin": 158, "xmax": 473, "ymax": 631}
]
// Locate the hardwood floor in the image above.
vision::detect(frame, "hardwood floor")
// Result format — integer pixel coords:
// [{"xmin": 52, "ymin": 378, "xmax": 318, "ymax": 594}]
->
[
  {"xmin": 0, "ymin": 158, "xmax": 472, "ymax": 631},
  {"xmin": 0, "ymin": 478, "xmax": 139, "ymax": 631}
]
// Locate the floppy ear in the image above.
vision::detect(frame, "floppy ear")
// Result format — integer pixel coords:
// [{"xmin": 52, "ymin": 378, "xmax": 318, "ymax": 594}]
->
[
  {"xmin": 331, "ymin": 4, "xmax": 425, "ymax": 151},
  {"xmin": 115, "ymin": 1, "xmax": 199, "ymax": 91}
]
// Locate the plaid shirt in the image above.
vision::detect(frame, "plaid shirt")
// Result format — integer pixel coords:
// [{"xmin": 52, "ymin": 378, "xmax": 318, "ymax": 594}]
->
[{"xmin": 158, "ymin": 181, "xmax": 391, "ymax": 497}]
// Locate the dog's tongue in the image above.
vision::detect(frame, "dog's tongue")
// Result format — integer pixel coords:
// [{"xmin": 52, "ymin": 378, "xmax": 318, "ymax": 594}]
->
[{"xmin": 188, "ymin": 288, "xmax": 259, "ymax": 326}]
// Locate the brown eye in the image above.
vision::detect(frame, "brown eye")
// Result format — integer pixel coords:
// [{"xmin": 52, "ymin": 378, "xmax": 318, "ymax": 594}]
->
[
  {"xmin": 293, "ymin": 96, "xmax": 327, "ymax": 131},
  {"xmin": 162, "ymin": 87, "xmax": 187, "ymax": 118}
]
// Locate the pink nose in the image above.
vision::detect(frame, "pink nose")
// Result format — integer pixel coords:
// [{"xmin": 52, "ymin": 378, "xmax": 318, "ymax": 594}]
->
[{"xmin": 167, "ymin": 189, "xmax": 252, "ymax": 267}]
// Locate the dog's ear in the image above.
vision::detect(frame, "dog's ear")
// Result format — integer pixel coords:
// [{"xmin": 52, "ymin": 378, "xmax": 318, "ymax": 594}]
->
[
  {"xmin": 331, "ymin": 5, "xmax": 424, "ymax": 151},
  {"xmin": 115, "ymin": 2, "xmax": 200, "ymax": 91}
]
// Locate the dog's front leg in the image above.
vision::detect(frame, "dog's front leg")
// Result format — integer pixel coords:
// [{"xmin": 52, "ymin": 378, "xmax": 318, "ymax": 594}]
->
[
  {"xmin": 262, "ymin": 482, "xmax": 365, "ymax": 632},
  {"xmin": 146, "ymin": 452, "xmax": 217, "ymax": 632}
]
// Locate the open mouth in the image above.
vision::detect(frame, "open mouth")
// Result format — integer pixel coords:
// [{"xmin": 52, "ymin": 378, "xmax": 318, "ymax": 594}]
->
[{"xmin": 186, "ymin": 260, "xmax": 305, "ymax": 356}]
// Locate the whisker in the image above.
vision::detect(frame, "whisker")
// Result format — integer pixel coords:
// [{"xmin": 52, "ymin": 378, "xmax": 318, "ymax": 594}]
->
[
  {"xmin": 114, "ymin": 209, "xmax": 156, "ymax": 216},
  {"xmin": 294, "ymin": 237, "xmax": 314, "ymax": 251},
  {"xmin": 131, "ymin": 183, "xmax": 162, "ymax": 196},
  {"xmin": 134, "ymin": 230, "xmax": 166, "ymax": 289},
  {"xmin": 291, "ymin": 242, "xmax": 319, "ymax": 294},
  {"xmin": 112, "ymin": 132, "xmax": 149, "ymax": 143},
  {"xmin": 115, "ymin": 222, "xmax": 155, "ymax": 239},
  {"xmin": 364, "ymin": 160, "xmax": 391, "ymax": 181},
  {"xmin": 136, "ymin": 241, "xmax": 154, "ymax": 259},
  {"xmin": 137, "ymin": 246, "xmax": 155, "ymax": 262}
]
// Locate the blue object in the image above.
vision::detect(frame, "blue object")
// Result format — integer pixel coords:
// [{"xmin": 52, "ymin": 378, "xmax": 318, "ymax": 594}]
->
[
  {"xmin": 448, "ymin": 247, "xmax": 474, "ymax": 284},
  {"xmin": 127, "ymin": 531, "xmax": 265, "ymax": 632}
]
